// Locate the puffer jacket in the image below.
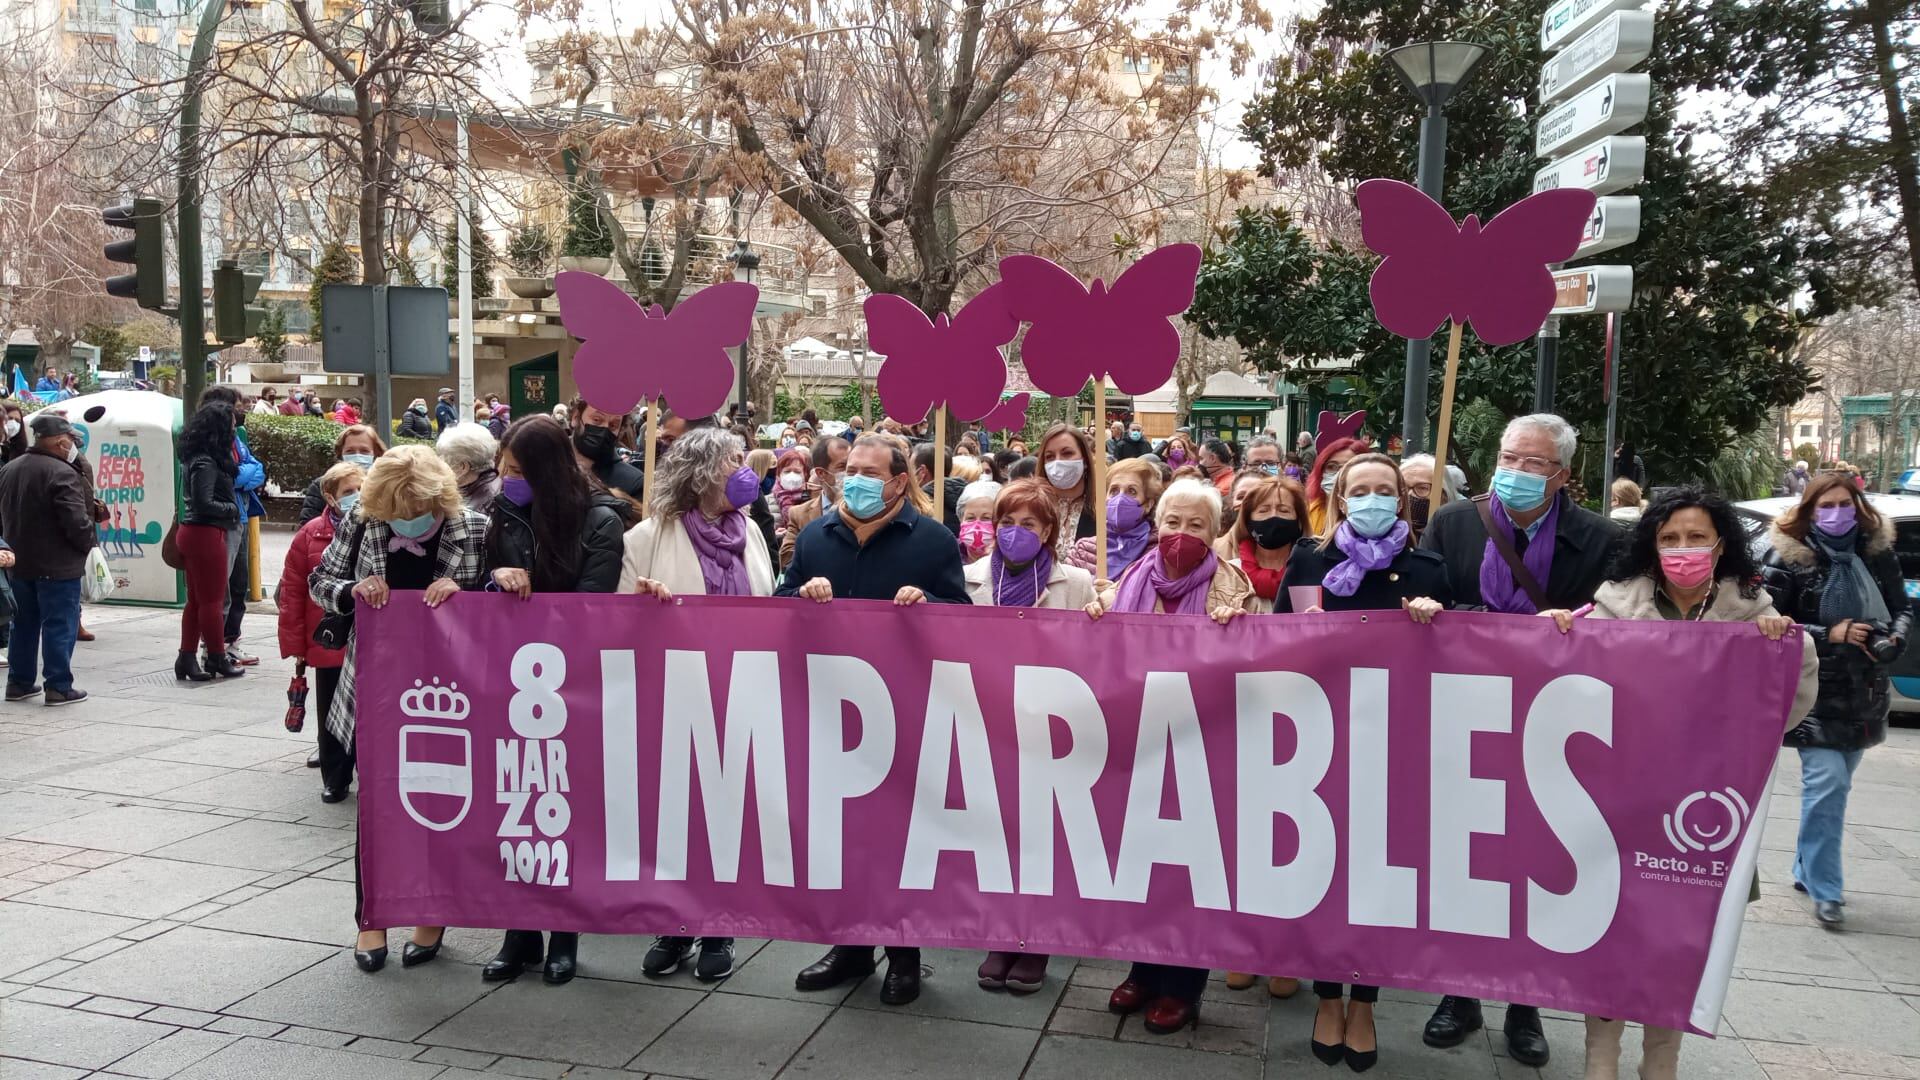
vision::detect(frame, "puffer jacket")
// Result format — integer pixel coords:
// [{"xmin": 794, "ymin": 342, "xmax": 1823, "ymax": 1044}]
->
[
  {"xmin": 277, "ymin": 510, "xmax": 346, "ymax": 667},
  {"xmin": 485, "ymin": 491, "xmax": 626, "ymax": 593},
  {"xmin": 1762, "ymin": 516, "xmax": 1913, "ymax": 751}
]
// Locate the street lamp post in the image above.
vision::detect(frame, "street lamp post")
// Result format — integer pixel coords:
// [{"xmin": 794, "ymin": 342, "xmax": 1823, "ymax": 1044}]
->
[
  {"xmin": 1383, "ymin": 40, "xmax": 1487, "ymax": 455},
  {"xmin": 728, "ymin": 238, "xmax": 760, "ymax": 420}
]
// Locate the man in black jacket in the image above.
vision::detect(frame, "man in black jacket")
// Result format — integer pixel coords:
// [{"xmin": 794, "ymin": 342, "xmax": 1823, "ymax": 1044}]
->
[
  {"xmin": 912, "ymin": 441, "xmax": 968, "ymax": 534},
  {"xmin": 777, "ymin": 435, "xmax": 969, "ymax": 1006},
  {"xmin": 1416, "ymin": 413, "xmax": 1619, "ymax": 1067},
  {"xmin": 570, "ymin": 400, "xmax": 645, "ymax": 499},
  {"xmin": 0, "ymin": 413, "xmax": 96, "ymax": 705}
]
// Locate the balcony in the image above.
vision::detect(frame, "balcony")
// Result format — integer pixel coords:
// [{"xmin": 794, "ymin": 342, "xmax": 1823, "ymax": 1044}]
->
[{"xmin": 604, "ymin": 230, "xmax": 815, "ymax": 318}]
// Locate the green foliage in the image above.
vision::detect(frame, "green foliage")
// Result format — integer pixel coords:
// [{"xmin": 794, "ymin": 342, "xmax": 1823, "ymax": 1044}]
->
[
  {"xmin": 561, "ymin": 184, "xmax": 613, "ymax": 259},
  {"xmin": 394, "ymin": 252, "xmax": 422, "ymax": 287},
  {"xmin": 773, "ymin": 386, "xmax": 808, "ymax": 421},
  {"xmin": 148, "ymin": 364, "xmax": 180, "ymax": 394},
  {"xmin": 1793, "ymin": 441, "xmax": 1822, "ymax": 467},
  {"xmin": 1225, "ymin": 0, "xmax": 1837, "ymax": 487},
  {"xmin": 1703, "ymin": 427, "xmax": 1790, "ymax": 501},
  {"xmin": 307, "ymin": 240, "xmax": 358, "ymax": 342},
  {"xmin": 255, "ymin": 306, "xmax": 288, "ymax": 366},
  {"xmin": 442, "ymin": 217, "xmax": 496, "ymax": 298},
  {"xmin": 509, "ymin": 224, "xmax": 552, "ymax": 275},
  {"xmin": 241, "ymin": 414, "xmax": 343, "ymax": 492},
  {"xmin": 79, "ymin": 322, "xmax": 132, "ymax": 370}
]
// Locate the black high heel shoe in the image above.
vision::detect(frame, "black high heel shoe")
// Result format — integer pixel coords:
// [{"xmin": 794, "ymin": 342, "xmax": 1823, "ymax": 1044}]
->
[
  {"xmin": 542, "ymin": 932, "xmax": 577, "ymax": 985},
  {"xmin": 355, "ymin": 946, "xmax": 387, "ymax": 973},
  {"xmin": 203, "ymin": 649, "xmax": 245, "ymax": 679},
  {"xmin": 401, "ymin": 938, "xmax": 442, "ymax": 968},
  {"xmin": 174, "ymin": 650, "xmax": 212, "ymax": 682},
  {"xmin": 1344, "ymin": 1007, "xmax": 1378, "ymax": 1073},
  {"xmin": 1311, "ymin": 1005, "xmax": 1345, "ymax": 1066},
  {"xmin": 482, "ymin": 929, "xmax": 544, "ymax": 982}
]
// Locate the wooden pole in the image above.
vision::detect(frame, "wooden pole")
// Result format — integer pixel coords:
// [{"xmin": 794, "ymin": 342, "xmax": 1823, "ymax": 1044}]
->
[
  {"xmin": 642, "ymin": 397, "xmax": 659, "ymax": 520},
  {"xmin": 1431, "ymin": 321, "xmax": 1465, "ymax": 509},
  {"xmin": 1094, "ymin": 380, "xmax": 1108, "ymax": 581},
  {"xmin": 934, "ymin": 408, "xmax": 947, "ymax": 525}
]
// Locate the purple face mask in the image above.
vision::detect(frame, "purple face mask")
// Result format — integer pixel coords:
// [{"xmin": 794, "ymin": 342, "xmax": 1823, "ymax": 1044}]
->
[
  {"xmin": 996, "ymin": 524, "xmax": 1044, "ymax": 564},
  {"xmin": 1814, "ymin": 503, "xmax": 1857, "ymax": 535},
  {"xmin": 500, "ymin": 476, "xmax": 533, "ymax": 507},
  {"xmin": 1107, "ymin": 493, "xmax": 1144, "ymax": 531},
  {"xmin": 723, "ymin": 466, "xmax": 760, "ymax": 510}
]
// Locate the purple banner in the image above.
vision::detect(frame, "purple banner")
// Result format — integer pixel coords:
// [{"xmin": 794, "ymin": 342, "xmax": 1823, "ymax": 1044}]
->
[{"xmin": 356, "ymin": 594, "xmax": 1803, "ymax": 1033}]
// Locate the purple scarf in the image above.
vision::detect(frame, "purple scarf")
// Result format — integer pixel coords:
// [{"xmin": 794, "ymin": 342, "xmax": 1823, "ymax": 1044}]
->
[
  {"xmin": 1322, "ymin": 520, "xmax": 1411, "ymax": 597},
  {"xmin": 990, "ymin": 547, "xmax": 1054, "ymax": 608},
  {"xmin": 1107, "ymin": 519, "xmax": 1154, "ymax": 578},
  {"xmin": 1111, "ymin": 546, "xmax": 1217, "ymax": 615},
  {"xmin": 1480, "ymin": 492, "xmax": 1561, "ymax": 614},
  {"xmin": 684, "ymin": 510, "xmax": 751, "ymax": 597}
]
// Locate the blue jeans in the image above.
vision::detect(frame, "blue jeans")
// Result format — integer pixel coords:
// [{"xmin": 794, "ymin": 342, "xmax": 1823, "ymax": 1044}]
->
[
  {"xmin": 6, "ymin": 577, "xmax": 82, "ymax": 693},
  {"xmin": 1794, "ymin": 747, "xmax": 1865, "ymax": 903}
]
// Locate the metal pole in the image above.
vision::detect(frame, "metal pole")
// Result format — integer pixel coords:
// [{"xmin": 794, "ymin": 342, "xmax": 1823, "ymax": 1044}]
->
[
  {"xmin": 1401, "ymin": 104, "xmax": 1446, "ymax": 454},
  {"xmin": 177, "ymin": 0, "xmax": 225, "ymax": 409},
  {"xmin": 371, "ymin": 285, "xmax": 394, "ymax": 439},
  {"xmin": 455, "ymin": 114, "xmax": 475, "ymax": 410},
  {"xmin": 1601, "ymin": 313, "xmax": 1620, "ymax": 497},
  {"xmin": 1534, "ymin": 314, "xmax": 1560, "ymax": 413}
]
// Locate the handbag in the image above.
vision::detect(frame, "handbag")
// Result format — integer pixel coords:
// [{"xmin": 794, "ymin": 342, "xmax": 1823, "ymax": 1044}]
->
[
  {"xmin": 311, "ymin": 519, "xmax": 367, "ymax": 651},
  {"xmin": 160, "ymin": 522, "xmax": 181, "ymax": 570},
  {"xmin": 1473, "ymin": 494, "xmax": 1549, "ymax": 610}
]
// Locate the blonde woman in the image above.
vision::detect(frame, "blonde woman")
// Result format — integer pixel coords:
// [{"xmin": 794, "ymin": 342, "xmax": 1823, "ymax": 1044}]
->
[{"xmin": 308, "ymin": 445, "xmax": 489, "ymax": 975}]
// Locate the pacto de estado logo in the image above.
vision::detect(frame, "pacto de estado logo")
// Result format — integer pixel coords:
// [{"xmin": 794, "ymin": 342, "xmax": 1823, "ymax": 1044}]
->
[{"xmin": 1631, "ymin": 787, "xmax": 1753, "ymax": 886}]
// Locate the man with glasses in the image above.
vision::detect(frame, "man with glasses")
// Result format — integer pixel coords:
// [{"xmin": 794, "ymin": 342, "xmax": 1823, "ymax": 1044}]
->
[{"xmin": 1415, "ymin": 413, "xmax": 1621, "ymax": 1068}]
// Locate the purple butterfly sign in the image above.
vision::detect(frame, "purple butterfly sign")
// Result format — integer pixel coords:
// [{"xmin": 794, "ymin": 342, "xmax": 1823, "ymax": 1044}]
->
[{"xmin": 1354, "ymin": 180, "xmax": 1594, "ymax": 508}]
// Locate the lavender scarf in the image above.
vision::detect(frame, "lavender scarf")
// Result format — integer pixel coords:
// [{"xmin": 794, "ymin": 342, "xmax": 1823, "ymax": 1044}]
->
[
  {"xmin": 1107, "ymin": 518, "xmax": 1155, "ymax": 578},
  {"xmin": 1111, "ymin": 546, "xmax": 1217, "ymax": 615},
  {"xmin": 684, "ymin": 510, "xmax": 751, "ymax": 597},
  {"xmin": 991, "ymin": 547, "xmax": 1055, "ymax": 608},
  {"xmin": 1323, "ymin": 520, "xmax": 1411, "ymax": 597},
  {"xmin": 1480, "ymin": 492, "xmax": 1561, "ymax": 614}
]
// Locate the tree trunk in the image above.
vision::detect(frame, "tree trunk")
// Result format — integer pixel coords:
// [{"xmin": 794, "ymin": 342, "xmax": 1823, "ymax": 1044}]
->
[{"xmin": 1867, "ymin": 0, "xmax": 1920, "ymax": 297}]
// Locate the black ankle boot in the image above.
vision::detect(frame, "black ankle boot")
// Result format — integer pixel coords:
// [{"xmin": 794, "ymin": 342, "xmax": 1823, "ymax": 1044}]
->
[
  {"xmin": 543, "ymin": 932, "xmax": 578, "ymax": 985},
  {"xmin": 175, "ymin": 650, "xmax": 212, "ymax": 682},
  {"xmin": 203, "ymin": 649, "xmax": 245, "ymax": 679},
  {"xmin": 482, "ymin": 929, "xmax": 544, "ymax": 982}
]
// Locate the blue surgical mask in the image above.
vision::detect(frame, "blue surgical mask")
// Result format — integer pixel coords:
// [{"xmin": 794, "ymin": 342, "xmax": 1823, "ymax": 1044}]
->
[
  {"xmin": 336, "ymin": 492, "xmax": 360, "ymax": 519},
  {"xmin": 1257, "ymin": 463, "xmax": 1280, "ymax": 477},
  {"xmin": 840, "ymin": 474, "xmax": 889, "ymax": 519},
  {"xmin": 1491, "ymin": 467, "xmax": 1550, "ymax": 513},
  {"xmin": 389, "ymin": 512, "xmax": 438, "ymax": 539},
  {"xmin": 343, "ymin": 452, "xmax": 375, "ymax": 469},
  {"xmin": 1128, "ymin": 430, "xmax": 1143, "ymax": 442},
  {"xmin": 1344, "ymin": 493, "xmax": 1402, "ymax": 538}
]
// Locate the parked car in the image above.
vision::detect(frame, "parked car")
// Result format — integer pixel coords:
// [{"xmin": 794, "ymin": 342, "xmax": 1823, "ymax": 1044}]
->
[{"xmin": 1736, "ymin": 493, "xmax": 1920, "ymax": 718}]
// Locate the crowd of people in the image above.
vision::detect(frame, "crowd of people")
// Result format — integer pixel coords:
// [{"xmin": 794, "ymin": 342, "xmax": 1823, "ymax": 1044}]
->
[{"xmin": 0, "ymin": 391, "xmax": 1898, "ymax": 1080}]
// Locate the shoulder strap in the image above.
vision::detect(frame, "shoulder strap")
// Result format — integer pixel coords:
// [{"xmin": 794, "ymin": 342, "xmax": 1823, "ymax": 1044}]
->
[{"xmin": 1474, "ymin": 495, "xmax": 1549, "ymax": 610}]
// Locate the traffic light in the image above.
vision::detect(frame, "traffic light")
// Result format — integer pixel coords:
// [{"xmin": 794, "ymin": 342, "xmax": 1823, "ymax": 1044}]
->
[
  {"xmin": 211, "ymin": 257, "xmax": 265, "ymax": 345},
  {"xmin": 102, "ymin": 197, "xmax": 167, "ymax": 310}
]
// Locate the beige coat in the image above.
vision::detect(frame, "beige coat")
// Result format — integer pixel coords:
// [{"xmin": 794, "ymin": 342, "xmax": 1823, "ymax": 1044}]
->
[
  {"xmin": 1095, "ymin": 556, "xmax": 1254, "ymax": 614},
  {"xmin": 620, "ymin": 511, "xmax": 776, "ymax": 597},
  {"xmin": 779, "ymin": 495, "xmax": 828, "ymax": 571},
  {"xmin": 1590, "ymin": 575, "xmax": 1819, "ymax": 730},
  {"xmin": 964, "ymin": 557, "xmax": 1098, "ymax": 609}
]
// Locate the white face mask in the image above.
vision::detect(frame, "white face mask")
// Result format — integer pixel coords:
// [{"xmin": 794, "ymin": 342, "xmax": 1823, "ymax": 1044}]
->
[
  {"xmin": 65, "ymin": 444, "xmax": 79, "ymax": 463},
  {"xmin": 3, "ymin": 420, "xmax": 17, "ymax": 439},
  {"xmin": 1044, "ymin": 458, "xmax": 1085, "ymax": 489},
  {"xmin": 778, "ymin": 472, "xmax": 805, "ymax": 491}
]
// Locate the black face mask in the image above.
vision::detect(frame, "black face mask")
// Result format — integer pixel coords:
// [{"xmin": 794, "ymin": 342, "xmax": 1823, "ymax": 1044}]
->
[
  {"xmin": 1248, "ymin": 515, "xmax": 1303, "ymax": 550},
  {"xmin": 1410, "ymin": 497, "xmax": 1432, "ymax": 531},
  {"xmin": 575, "ymin": 424, "xmax": 616, "ymax": 463}
]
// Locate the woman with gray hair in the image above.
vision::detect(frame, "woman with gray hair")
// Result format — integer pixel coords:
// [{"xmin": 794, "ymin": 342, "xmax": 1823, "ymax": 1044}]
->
[
  {"xmin": 616, "ymin": 425, "xmax": 774, "ymax": 983},
  {"xmin": 1398, "ymin": 453, "xmax": 1463, "ymax": 541},
  {"xmin": 435, "ymin": 422, "xmax": 500, "ymax": 515}
]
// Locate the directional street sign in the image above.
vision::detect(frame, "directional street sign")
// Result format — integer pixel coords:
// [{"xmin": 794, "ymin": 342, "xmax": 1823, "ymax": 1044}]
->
[
  {"xmin": 1540, "ymin": 10, "xmax": 1655, "ymax": 105},
  {"xmin": 1541, "ymin": 0, "xmax": 1642, "ymax": 54},
  {"xmin": 1551, "ymin": 266, "xmax": 1635, "ymax": 315},
  {"xmin": 1572, "ymin": 196, "xmax": 1642, "ymax": 259},
  {"xmin": 1533, "ymin": 135, "xmax": 1646, "ymax": 196},
  {"xmin": 1535, "ymin": 73, "xmax": 1650, "ymax": 158}
]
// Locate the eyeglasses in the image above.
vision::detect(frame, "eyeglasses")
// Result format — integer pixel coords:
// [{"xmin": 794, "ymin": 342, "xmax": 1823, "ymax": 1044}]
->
[
  {"xmin": 1497, "ymin": 450, "xmax": 1562, "ymax": 476},
  {"xmin": 1407, "ymin": 482, "xmax": 1433, "ymax": 499}
]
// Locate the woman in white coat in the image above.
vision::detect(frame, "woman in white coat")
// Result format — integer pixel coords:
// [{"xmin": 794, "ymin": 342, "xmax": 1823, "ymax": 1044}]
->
[
  {"xmin": 967, "ymin": 479, "xmax": 1094, "ymax": 996},
  {"xmin": 618, "ymin": 425, "xmax": 773, "ymax": 982}
]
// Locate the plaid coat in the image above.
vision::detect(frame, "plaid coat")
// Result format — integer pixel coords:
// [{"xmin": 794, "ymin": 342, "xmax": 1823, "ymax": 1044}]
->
[{"xmin": 312, "ymin": 508, "xmax": 490, "ymax": 751}]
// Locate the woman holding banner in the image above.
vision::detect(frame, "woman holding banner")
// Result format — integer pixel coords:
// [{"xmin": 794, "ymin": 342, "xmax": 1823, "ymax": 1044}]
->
[
  {"xmin": 310, "ymin": 445, "xmax": 488, "ymax": 974},
  {"xmin": 620, "ymin": 426, "xmax": 777, "ymax": 982},
  {"xmin": 1276, "ymin": 452, "xmax": 1451, "ymax": 1072},
  {"xmin": 1761, "ymin": 473, "xmax": 1911, "ymax": 930},
  {"xmin": 964, "ymin": 480, "xmax": 1095, "ymax": 995},
  {"xmin": 1104, "ymin": 458, "xmax": 1163, "ymax": 580},
  {"xmin": 1084, "ymin": 478, "xmax": 1251, "ymax": 1035},
  {"xmin": 480, "ymin": 416, "xmax": 627, "ymax": 986},
  {"xmin": 1546, "ymin": 487, "xmax": 1815, "ymax": 1080}
]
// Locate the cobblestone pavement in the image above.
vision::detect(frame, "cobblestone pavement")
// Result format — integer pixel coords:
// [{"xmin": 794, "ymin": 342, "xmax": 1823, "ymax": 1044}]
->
[{"xmin": 2, "ymin": 592, "xmax": 1918, "ymax": 1079}]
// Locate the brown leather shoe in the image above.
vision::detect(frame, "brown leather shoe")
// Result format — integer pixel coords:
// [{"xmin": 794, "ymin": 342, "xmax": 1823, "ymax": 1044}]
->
[
  {"xmin": 1225, "ymin": 971, "xmax": 1256, "ymax": 990},
  {"xmin": 1143, "ymin": 996, "xmax": 1200, "ymax": 1034},
  {"xmin": 1108, "ymin": 978, "xmax": 1148, "ymax": 1014}
]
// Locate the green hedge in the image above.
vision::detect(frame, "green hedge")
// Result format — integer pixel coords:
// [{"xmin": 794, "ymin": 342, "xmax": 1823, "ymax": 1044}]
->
[{"xmin": 243, "ymin": 413, "xmax": 433, "ymax": 493}]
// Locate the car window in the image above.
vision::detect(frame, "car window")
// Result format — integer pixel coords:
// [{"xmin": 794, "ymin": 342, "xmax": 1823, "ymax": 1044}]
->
[{"xmin": 1895, "ymin": 520, "xmax": 1920, "ymax": 584}]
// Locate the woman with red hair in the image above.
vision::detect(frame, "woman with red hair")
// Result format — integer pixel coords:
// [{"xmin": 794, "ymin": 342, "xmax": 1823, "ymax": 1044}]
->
[
  {"xmin": 1304, "ymin": 437, "xmax": 1367, "ymax": 535},
  {"xmin": 770, "ymin": 448, "xmax": 812, "ymax": 538}
]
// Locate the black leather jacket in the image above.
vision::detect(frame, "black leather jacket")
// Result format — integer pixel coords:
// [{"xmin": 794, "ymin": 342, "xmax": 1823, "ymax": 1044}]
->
[
  {"xmin": 485, "ymin": 491, "xmax": 626, "ymax": 593},
  {"xmin": 180, "ymin": 453, "xmax": 239, "ymax": 528},
  {"xmin": 1762, "ymin": 517, "xmax": 1913, "ymax": 751}
]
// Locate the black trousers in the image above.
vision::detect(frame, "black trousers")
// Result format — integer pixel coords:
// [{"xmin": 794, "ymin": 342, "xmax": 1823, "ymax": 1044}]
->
[
  {"xmin": 314, "ymin": 666, "xmax": 352, "ymax": 792},
  {"xmin": 223, "ymin": 534, "xmax": 248, "ymax": 644},
  {"xmin": 1126, "ymin": 962, "xmax": 1208, "ymax": 1004},
  {"xmin": 1314, "ymin": 981, "xmax": 1379, "ymax": 1003}
]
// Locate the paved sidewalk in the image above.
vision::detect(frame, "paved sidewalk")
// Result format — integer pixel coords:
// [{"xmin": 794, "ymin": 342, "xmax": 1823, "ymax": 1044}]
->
[{"xmin": 1, "ymin": 601, "xmax": 1918, "ymax": 1080}]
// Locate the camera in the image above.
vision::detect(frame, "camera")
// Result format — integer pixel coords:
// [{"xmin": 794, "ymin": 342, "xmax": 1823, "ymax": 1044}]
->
[{"xmin": 1863, "ymin": 621, "xmax": 1902, "ymax": 664}]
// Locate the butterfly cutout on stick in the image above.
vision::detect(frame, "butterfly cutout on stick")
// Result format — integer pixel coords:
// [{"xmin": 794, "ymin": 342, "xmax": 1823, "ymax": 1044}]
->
[
  {"xmin": 1355, "ymin": 180, "xmax": 1597, "ymax": 347},
  {"xmin": 976, "ymin": 393, "xmax": 1032, "ymax": 434},
  {"xmin": 999, "ymin": 245, "xmax": 1203, "ymax": 396},
  {"xmin": 870, "ymin": 283, "xmax": 1019, "ymax": 423},
  {"xmin": 1315, "ymin": 410, "xmax": 1367, "ymax": 455},
  {"xmin": 554, "ymin": 271, "xmax": 758, "ymax": 418}
]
